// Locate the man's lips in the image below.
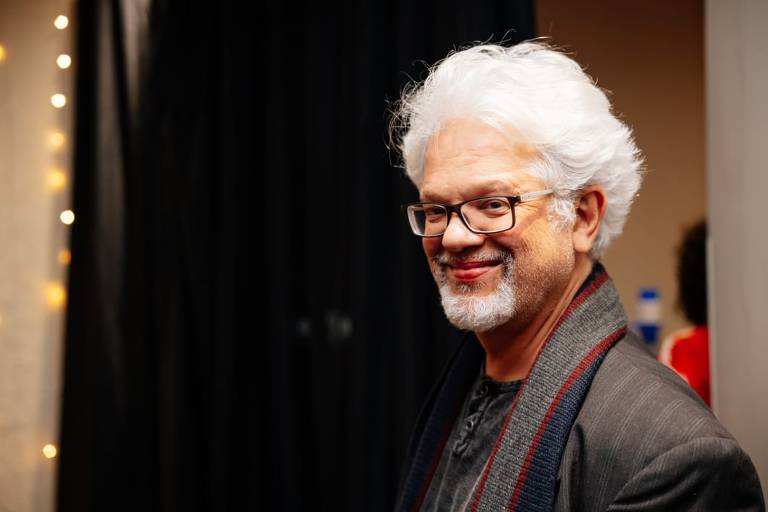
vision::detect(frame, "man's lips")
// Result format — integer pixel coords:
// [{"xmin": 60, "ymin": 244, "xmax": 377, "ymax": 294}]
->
[
  {"xmin": 450, "ymin": 260, "xmax": 501, "ymax": 270},
  {"xmin": 446, "ymin": 260, "xmax": 502, "ymax": 280}
]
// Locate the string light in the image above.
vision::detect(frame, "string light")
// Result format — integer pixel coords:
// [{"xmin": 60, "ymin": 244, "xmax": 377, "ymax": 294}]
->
[
  {"xmin": 53, "ymin": 15, "xmax": 68, "ymax": 30},
  {"xmin": 0, "ymin": 45, "xmax": 6, "ymax": 63},
  {"xmin": 59, "ymin": 210, "xmax": 74, "ymax": 225},
  {"xmin": 47, "ymin": 169, "xmax": 67, "ymax": 191},
  {"xmin": 56, "ymin": 54, "xmax": 71, "ymax": 69},
  {"xmin": 42, "ymin": 444, "xmax": 58, "ymax": 459},
  {"xmin": 45, "ymin": 283, "xmax": 66, "ymax": 309},
  {"xmin": 50, "ymin": 94, "xmax": 66, "ymax": 108},
  {"xmin": 58, "ymin": 249, "xmax": 71, "ymax": 266},
  {"xmin": 49, "ymin": 132, "xmax": 65, "ymax": 149},
  {"xmin": 51, "ymin": 94, "xmax": 66, "ymax": 108},
  {"xmin": 47, "ymin": 14, "xmax": 71, "ymax": 321}
]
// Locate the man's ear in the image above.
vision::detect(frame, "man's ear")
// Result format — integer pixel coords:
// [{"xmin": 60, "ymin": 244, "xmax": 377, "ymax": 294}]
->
[{"xmin": 572, "ymin": 186, "xmax": 607, "ymax": 255}]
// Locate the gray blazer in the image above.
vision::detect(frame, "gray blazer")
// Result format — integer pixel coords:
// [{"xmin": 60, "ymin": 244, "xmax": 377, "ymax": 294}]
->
[{"xmin": 555, "ymin": 332, "xmax": 765, "ymax": 511}]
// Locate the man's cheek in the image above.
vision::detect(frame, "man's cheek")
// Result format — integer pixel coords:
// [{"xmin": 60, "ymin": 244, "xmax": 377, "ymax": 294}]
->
[{"xmin": 422, "ymin": 239, "xmax": 441, "ymax": 258}]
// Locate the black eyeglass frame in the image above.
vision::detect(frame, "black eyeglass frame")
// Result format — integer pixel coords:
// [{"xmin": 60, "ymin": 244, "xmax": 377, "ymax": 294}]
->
[{"xmin": 400, "ymin": 189, "xmax": 554, "ymax": 238}]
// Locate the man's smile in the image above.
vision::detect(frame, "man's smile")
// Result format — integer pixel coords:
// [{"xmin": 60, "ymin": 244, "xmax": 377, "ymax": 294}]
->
[{"xmin": 447, "ymin": 261, "xmax": 503, "ymax": 281}]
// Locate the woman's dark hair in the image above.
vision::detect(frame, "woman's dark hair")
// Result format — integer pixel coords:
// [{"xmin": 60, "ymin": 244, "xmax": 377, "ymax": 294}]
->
[{"xmin": 677, "ymin": 220, "xmax": 708, "ymax": 325}]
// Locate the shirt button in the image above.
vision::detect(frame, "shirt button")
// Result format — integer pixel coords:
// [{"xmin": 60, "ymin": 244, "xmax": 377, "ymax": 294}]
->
[{"xmin": 453, "ymin": 440, "xmax": 468, "ymax": 456}]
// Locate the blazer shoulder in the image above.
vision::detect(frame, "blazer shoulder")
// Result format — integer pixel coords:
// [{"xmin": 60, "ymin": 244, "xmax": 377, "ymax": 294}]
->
[
  {"xmin": 580, "ymin": 331, "xmax": 730, "ymax": 445},
  {"xmin": 608, "ymin": 436, "xmax": 766, "ymax": 510},
  {"xmin": 555, "ymin": 332, "xmax": 752, "ymax": 511}
]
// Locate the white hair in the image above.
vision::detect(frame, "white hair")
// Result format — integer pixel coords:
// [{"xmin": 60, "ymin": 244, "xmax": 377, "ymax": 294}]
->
[{"xmin": 388, "ymin": 41, "xmax": 644, "ymax": 259}]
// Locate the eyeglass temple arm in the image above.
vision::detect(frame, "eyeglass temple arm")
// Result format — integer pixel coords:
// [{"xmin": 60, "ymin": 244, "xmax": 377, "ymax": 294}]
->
[{"xmin": 517, "ymin": 189, "xmax": 554, "ymax": 202}]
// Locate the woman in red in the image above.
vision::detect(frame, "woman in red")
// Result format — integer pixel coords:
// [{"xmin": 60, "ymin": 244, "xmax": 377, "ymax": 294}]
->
[{"xmin": 658, "ymin": 220, "xmax": 710, "ymax": 406}]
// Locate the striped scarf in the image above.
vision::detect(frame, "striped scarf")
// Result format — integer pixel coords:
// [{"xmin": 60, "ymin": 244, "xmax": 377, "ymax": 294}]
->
[{"xmin": 396, "ymin": 263, "xmax": 628, "ymax": 511}]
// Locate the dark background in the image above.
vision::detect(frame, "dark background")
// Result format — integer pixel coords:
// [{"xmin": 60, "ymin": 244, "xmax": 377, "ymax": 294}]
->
[{"xmin": 57, "ymin": 0, "xmax": 535, "ymax": 510}]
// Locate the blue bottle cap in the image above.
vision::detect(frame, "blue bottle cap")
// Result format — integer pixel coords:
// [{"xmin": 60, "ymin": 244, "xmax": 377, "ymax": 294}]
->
[{"xmin": 638, "ymin": 287, "xmax": 659, "ymax": 300}]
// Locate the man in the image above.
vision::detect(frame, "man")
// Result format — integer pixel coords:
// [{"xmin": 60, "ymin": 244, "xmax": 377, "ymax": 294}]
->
[{"xmin": 390, "ymin": 42, "xmax": 764, "ymax": 511}]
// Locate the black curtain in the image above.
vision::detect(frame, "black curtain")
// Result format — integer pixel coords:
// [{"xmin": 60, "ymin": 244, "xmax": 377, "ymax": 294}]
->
[{"xmin": 57, "ymin": 1, "xmax": 535, "ymax": 510}]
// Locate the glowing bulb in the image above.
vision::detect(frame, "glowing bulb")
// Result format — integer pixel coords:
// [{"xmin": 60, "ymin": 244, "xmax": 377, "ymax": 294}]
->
[
  {"xmin": 50, "ymin": 132, "xmax": 65, "ymax": 149},
  {"xmin": 0, "ymin": 45, "xmax": 6, "ymax": 63},
  {"xmin": 56, "ymin": 54, "xmax": 71, "ymax": 69},
  {"xmin": 45, "ymin": 283, "xmax": 66, "ymax": 309},
  {"xmin": 51, "ymin": 94, "xmax": 66, "ymax": 108},
  {"xmin": 60, "ymin": 209, "xmax": 75, "ymax": 225},
  {"xmin": 58, "ymin": 249, "xmax": 72, "ymax": 265},
  {"xmin": 54, "ymin": 15, "xmax": 69, "ymax": 30},
  {"xmin": 48, "ymin": 169, "xmax": 67, "ymax": 191},
  {"xmin": 43, "ymin": 444, "xmax": 58, "ymax": 459}
]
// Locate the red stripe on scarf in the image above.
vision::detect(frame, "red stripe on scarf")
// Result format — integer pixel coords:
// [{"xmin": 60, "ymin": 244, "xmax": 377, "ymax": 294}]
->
[
  {"xmin": 552, "ymin": 270, "xmax": 609, "ymax": 333},
  {"xmin": 507, "ymin": 325, "xmax": 627, "ymax": 511}
]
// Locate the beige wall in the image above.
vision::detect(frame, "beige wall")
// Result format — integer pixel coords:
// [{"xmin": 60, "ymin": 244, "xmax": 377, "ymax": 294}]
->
[
  {"xmin": 537, "ymin": 0, "xmax": 706, "ymax": 343},
  {"xmin": 0, "ymin": 1, "xmax": 73, "ymax": 510}
]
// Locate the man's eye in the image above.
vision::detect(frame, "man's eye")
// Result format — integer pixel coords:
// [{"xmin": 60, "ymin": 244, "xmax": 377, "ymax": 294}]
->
[{"xmin": 480, "ymin": 200, "xmax": 508, "ymax": 211}]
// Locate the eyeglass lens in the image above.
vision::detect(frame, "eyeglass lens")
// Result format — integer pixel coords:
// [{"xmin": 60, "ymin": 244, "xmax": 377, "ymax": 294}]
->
[{"xmin": 408, "ymin": 197, "xmax": 514, "ymax": 236}]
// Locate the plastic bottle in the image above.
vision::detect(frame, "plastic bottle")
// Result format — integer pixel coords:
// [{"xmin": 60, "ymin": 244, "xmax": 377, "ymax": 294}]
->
[{"xmin": 635, "ymin": 287, "xmax": 661, "ymax": 346}]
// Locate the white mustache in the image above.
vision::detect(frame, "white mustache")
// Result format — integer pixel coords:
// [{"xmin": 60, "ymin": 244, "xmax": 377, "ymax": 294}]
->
[{"xmin": 434, "ymin": 252, "xmax": 512, "ymax": 267}]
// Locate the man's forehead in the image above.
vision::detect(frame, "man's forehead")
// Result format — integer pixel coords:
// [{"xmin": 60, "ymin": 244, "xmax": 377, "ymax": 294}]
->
[
  {"xmin": 419, "ymin": 176, "xmax": 529, "ymax": 201},
  {"xmin": 425, "ymin": 118, "xmax": 538, "ymax": 160},
  {"xmin": 420, "ymin": 120, "xmax": 542, "ymax": 201}
]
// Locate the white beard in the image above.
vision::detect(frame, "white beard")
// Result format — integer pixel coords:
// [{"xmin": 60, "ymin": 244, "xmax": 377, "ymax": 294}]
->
[{"xmin": 433, "ymin": 252, "xmax": 517, "ymax": 333}]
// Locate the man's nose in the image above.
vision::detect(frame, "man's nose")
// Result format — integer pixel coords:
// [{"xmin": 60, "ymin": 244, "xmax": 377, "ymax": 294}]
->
[{"xmin": 441, "ymin": 212, "xmax": 485, "ymax": 251}]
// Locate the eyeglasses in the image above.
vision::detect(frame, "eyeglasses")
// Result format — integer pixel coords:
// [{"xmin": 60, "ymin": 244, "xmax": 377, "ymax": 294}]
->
[{"xmin": 401, "ymin": 189, "xmax": 553, "ymax": 237}]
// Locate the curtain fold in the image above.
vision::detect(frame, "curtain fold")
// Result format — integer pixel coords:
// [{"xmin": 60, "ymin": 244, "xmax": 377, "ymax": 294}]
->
[{"xmin": 57, "ymin": 1, "xmax": 132, "ymax": 510}]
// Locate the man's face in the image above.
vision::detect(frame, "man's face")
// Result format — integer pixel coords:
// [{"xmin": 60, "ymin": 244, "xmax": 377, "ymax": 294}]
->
[{"xmin": 419, "ymin": 119, "xmax": 576, "ymax": 333}]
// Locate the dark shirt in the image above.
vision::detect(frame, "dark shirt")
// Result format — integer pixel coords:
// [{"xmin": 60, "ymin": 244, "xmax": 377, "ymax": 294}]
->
[{"xmin": 422, "ymin": 363, "xmax": 523, "ymax": 511}]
